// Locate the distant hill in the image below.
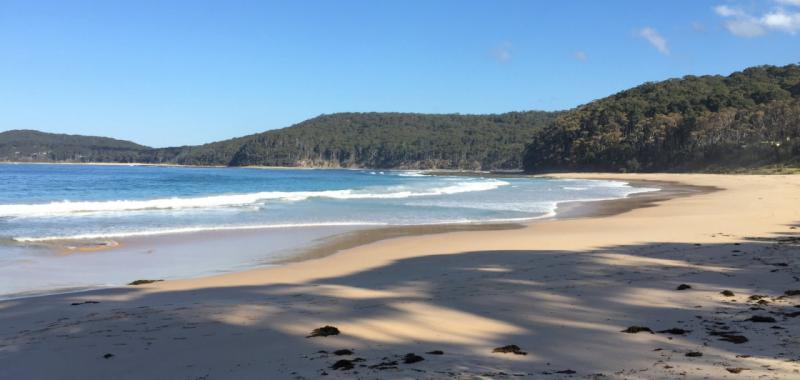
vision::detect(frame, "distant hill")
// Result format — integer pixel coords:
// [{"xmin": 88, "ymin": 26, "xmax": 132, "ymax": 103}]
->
[
  {"xmin": 523, "ymin": 64, "xmax": 800, "ymax": 172},
  {"xmin": 4, "ymin": 64, "xmax": 800, "ymax": 172},
  {"xmin": 0, "ymin": 130, "xmax": 149, "ymax": 163},
  {"xmin": 0, "ymin": 112, "xmax": 557, "ymax": 170},
  {"xmin": 225, "ymin": 112, "xmax": 556, "ymax": 170}
]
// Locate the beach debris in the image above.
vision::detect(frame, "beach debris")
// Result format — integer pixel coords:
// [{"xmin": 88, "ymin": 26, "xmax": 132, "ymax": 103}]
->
[
  {"xmin": 103, "ymin": 353, "xmax": 114, "ymax": 359},
  {"xmin": 403, "ymin": 353, "xmax": 425, "ymax": 364},
  {"xmin": 721, "ymin": 290, "xmax": 735, "ymax": 297},
  {"xmin": 726, "ymin": 367, "xmax": 749, "ymax": 374},
  {"xmin": 716, "ymin": 334, "xmax": 749, "ymax": 344},
  {"xmin": 658, "ymin": 328, "xmax": 689, "ymax": 335},
  {"xmin": 784, "ymin": 289, "xmax": 800, "ymax": 296},
  {"xmin": 746, "ymin": 315, "xmax": 776, "ymax": 323},
  {"xmin": 621, "ymin": 326, "xmax": 654, "ymax": 334},
  {"xmin": 369, "ymin": 360, "xmax": 398, "ymax": 370},
  {"xmin": 426, "ymin": 350, "xmax": 444, "ymax": 355},
  {"xmin": 676, "ymin": 284, "xmax": 692, "ymax": 290},
  {"xmin": 128, "ymin": 279, "xmax": 163, "ymax": 286},
  {"xmin": 307, "ymin": 325, "xmax": 340, "ymax": 338},
  {"xmin": 333, "ymin": 349, "xmax": 353, "ymax": 356},
  {"xmin": 331, "ymin": 359, "xmax": 354, "ymax": 371},
  {"xmin": 71, "ymin": 301, "xmax": 100, "ymax": 306},
  {"xmin": 492, "ymin": 345, "xmax": 527, "ymax": 355},
  {"xmin": 685, "ymin": 351, "xmax": 703, "ymax": 357}
]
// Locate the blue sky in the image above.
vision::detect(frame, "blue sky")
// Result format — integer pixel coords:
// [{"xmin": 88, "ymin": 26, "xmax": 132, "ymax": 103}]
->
[{"xmin": 1, "ymin": 1, "xmax": 798, "ymax": 147}]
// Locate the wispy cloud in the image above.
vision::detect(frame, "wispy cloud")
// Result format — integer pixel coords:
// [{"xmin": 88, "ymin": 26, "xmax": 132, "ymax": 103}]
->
[
  {"xmin": 492, "ymin": 42, "xmax": 512, "ymax": 63},
  {"xmin": 573, "ymin": 51, "xmax": 588, "ymax": 62},
  {"xmin": 714, "ymin": 1, "xmax": 800, "ymax": 37},
  {"xmin": 692, "ymin": 21, "xmax": 707, "ymax": 32},
  {"xmin": 638, "ymin": 27, "xmax": 670, "ymax": 55},
  {"xmin": 775, "ymin": 0, "xmax": 800, "ymax": 6}
]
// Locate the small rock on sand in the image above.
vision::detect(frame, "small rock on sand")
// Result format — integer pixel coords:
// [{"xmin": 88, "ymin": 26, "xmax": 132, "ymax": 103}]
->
[
  {"xmin": 717, "ymin": 334, "xmax": 749, "ymax": 344},
  {"xmin": 103, "ymin": 353, "xmax": 114, "ymax": 359},
  {"xmin": 426, "ymin": 350, "xmax": 444, "ymax": 355},
  {"xmin": 333, "ymin": 349, "xmax": 353, "ymax": 356},
  {"xmin": 746, "ymin": 315, "xmax": 776, "ymax": 323},
  {"xmin": 784, "ymin": 289, "xmax": 800, "ymax": 296},
  {"xmin": 331, "ymin": 359, "xmax": 354, "ymax": 370},
  {"xmin": 307, "ymin": 325, "xmax": 340, "ymax": 338},
  {"xmin": 676, "ymin": 284, "xmax": 692, "ymax": 290},
  {"xmin": 685, "ymin": 351, "xmax": 703, "ymax": 357},
  {"xmin": 403, "ymin": 353, "xmax": 425, "ymax": 364},
  {"xmin": 492, "ymin": 345, "xmax": 527, "ymax": 355},
  {"xmin": 721, "ymin": 290, "xmax": 735, "ymax": 297},
  {"xmin": 71, "ymin": 301, "xmax": 100, "ymax": 306},
  {"xmin": 726, "ymin": 367, "xmax": 749, "ymax": 374},
  {"xmin": 658, "ymin": 328, "xmax": 689, "ymax": 335},
  {"xmin": 621, "ymin": 326, "xmax": 654, "ymax": 334}
]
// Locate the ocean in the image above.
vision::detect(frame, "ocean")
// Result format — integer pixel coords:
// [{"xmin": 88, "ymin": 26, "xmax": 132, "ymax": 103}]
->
[{"xmin": 0, "ymin": 163, "xmax": 658, "ymax": 298}]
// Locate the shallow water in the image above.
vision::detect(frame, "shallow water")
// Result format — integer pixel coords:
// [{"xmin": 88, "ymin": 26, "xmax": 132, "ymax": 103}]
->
[{"xmin": 0, "ymin": 164, "xmax": 658, "ymax": 298}]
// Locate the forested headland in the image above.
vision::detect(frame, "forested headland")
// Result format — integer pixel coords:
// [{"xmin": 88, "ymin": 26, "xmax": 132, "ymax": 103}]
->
[
  {"xmin": 523, "ymin": 64, "xmax": 800, "ymax": 172},
  {"xmin": 2, "ymin": 64, "xmax": 799, "ymax": 172}
]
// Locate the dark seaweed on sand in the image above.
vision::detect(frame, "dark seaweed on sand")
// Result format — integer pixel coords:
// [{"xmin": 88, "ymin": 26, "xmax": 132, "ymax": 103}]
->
[
  {"xmin": 307, "ymin": 325, "xmax": 340, "ymax": 338},
  {"xmin": 621, "ymin": 326, "xmax": 654, "ymax": 334},
  {"xmin": 492, "ymin": 345, "xmax": 527, "ymax": 355}
]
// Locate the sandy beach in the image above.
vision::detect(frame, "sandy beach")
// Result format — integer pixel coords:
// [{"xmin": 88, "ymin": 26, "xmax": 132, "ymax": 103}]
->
[{"xmin": 1, "ymin": 173, "xmax": 799, "ymax": 379}]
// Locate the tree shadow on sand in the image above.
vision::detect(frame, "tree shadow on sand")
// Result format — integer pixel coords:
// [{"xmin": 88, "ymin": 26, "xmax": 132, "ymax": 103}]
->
[{"xmin": 1, "ymin": 224, "xmax": 799, "ymax": 379}]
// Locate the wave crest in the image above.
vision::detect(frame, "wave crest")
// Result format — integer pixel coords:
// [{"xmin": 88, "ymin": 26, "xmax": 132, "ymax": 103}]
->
[{"xmin": 0, "ymin": 179, "xmax": 509, "ymax": 217}]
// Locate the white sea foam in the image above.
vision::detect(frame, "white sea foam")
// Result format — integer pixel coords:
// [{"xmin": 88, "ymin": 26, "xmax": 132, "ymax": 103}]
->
[
  {"xmin": 13, "ymin": 221, "xmax": 390, "ymax": 242},
  {"xmin": 0, "ymin": 179, "xmax": 509, "ymax": 217},
  {"xmin": 396, "ymin": 171, "xmax": 428, "ymax": 177}
]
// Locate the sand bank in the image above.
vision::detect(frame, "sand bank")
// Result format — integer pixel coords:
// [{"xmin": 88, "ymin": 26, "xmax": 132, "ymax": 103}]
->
[{"xmin": 1, "ymin": 173, "xmax": 799, "ymax": 379}]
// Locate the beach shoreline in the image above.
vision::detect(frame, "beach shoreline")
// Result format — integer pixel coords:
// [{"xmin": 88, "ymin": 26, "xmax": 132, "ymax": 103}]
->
[
  {"xmin": 3, "ymin": 176, "xmax": 682, "ymax": 300},
  {"xmin": 1, "ymin": 173, "xmax": 799, "ymax": 379}
]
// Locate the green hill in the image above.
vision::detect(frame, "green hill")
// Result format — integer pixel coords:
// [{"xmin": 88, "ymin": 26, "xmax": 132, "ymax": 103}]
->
[
  {"xmin": 523, "ymin": 64, "xmax": 800, "ymax": 172},
  {"xmin": 226, "ymin": 112, "xmax": 556, "ymax": 170},
  {"xmin": 0, "ymin": 130, "xmax": 149, "ymax": 163},
  {"xmin": 1, "ymin": 112, "xmax": 557, "ymax": 170},
  {"xmin": 4, "ymin": 64, "xmax": 800, "ymax": 172}
]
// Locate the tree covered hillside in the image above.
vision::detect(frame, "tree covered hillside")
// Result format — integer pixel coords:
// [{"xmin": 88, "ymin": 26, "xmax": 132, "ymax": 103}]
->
[
  {"xmin": 228, "ymin": 112, "xmax": 557, "ymax": 170},
  {"xmin": 523, "ymin": 64, "xmax": 800, "ymax": 172},
  {"xmin": 0, "ymin": 130, "xmax": 148, "ymax": 163},
  {"xmin": 1, "ymin": 112, "xmax": 557, "ymax": 170}
]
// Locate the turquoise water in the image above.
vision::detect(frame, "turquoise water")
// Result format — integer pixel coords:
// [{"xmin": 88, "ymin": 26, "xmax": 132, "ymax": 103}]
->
[{"xmin": 0, "ymin": 163, "xmax": 657, "ymax": 298}]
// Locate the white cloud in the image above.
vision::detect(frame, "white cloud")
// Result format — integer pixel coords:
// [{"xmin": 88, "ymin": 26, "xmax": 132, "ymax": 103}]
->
[
  {"xmin": 574, "ymin": 51, "xmax": 588, "ymax": 62},
  {"xmin": 714, "ymin": 3, "xmax": 800, "ymax": 37},
  {"xmin": 762, "ymin": 10, "xmax": 800, "ymax": 33},
  {"xmin": 492, "ymin": 42, "xmax": 512, "ymax": 63},
  {"xmin": 638, "ymin": 27, "xmax": 670, "ymax": 55},
  {"xmin": 726, "ymin": 18, "xmax": 767, "ymax": 37},
  {"xmin": 714, "ymin": 5, "xmax": 744, "ymax": 17}
]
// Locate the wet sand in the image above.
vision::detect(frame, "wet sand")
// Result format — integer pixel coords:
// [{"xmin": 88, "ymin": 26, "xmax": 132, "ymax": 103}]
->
[{"xmin": 1, "ymin": 173, "xmax": 799, "ymax": 379}]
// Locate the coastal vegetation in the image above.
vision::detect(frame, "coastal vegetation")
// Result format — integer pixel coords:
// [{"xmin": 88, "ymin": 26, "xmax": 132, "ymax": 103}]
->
[
  {"xmin": 2, "ymin": 64, "xmax": 799, "ymax": 172},
  {"xmin": 523, "ymin": 64, "xmax": 800, "ymax": 172},
  {"xmin": 0, "ymin": 130, "xmax": 148, "ymax": 163},
  {"xmin": 1, "ymin": 112, "xmax": 557, "ymax": 170}
]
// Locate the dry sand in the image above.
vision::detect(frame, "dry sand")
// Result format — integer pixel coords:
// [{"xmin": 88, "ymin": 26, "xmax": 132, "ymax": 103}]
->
[{"xmin": 1, "ymin": 173, "xmax": 799, "ymax": 379}]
